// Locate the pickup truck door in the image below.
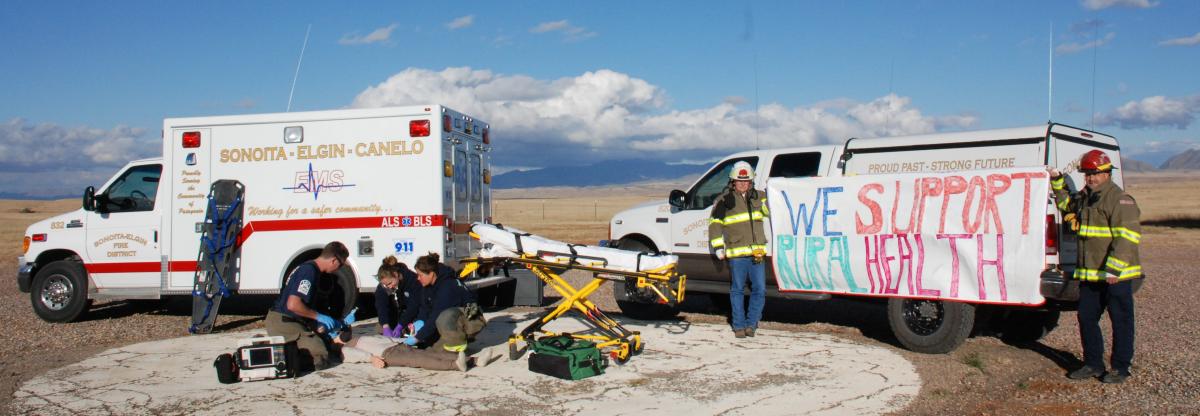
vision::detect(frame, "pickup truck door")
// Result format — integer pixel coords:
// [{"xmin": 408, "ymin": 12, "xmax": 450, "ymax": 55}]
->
[{"xmin": 671, "ymin": 157, "xmax": 759, "ymax": 281}]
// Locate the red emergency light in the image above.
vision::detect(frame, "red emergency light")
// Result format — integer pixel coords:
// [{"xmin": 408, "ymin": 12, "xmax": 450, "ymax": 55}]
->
[
  {"xmin": 443, "ymin": 115, "xmax": 452, "ymax": 133},
  {"xmin": 1045, "ymin": 214, "xmax": 1058, "ymax": 255},
  {"xmin": 182, "ymin": 131, "xmax": 201, "ymax": 148},
  {"xmin": 31, "ymin": 233, "xmax": 47, "ymax": 242},
  {"xmin": 410, "ymin": 120, "xmax": 431, "ymax": 137},
  {"xmin": 482, "ymin": 127, "xmax": 489, "ymax": 144}
]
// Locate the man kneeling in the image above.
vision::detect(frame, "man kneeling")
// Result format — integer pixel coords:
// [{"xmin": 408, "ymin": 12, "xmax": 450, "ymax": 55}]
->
[{"xmin": 359, "ymin": 252, "xmax": 488, "ymax": 371}]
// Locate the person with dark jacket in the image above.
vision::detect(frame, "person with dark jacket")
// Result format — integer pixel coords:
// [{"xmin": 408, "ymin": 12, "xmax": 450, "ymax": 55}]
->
[
  {"xmin": 265, "ymin": 241, "xmax": 350, "ymax": 371},
  {"xmin": 374, "ymin": 256, "xmax": 421, "ymax": 337},
  {"xmin": 371, "ymin": 253, "xmax": 488, "ymax": 371}
]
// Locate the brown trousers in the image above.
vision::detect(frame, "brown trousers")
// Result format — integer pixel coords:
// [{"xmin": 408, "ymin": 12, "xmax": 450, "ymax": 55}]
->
[
  {"xmin": 265, "ymin": 310, "xmax": 329, "ymax": 370},
  {"xmin": 379, "ymin": 306, "xmax": 486, "ymax": 371}
]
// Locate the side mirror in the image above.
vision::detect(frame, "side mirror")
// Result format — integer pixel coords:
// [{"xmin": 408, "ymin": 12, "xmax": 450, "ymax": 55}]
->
[
  {"xmin": 668, "ymin": 189, "xmax": 687, "ymax": 209},
  {"xmin": 82, "ymin": 186, "xmax": 96, "ymax": 211}
]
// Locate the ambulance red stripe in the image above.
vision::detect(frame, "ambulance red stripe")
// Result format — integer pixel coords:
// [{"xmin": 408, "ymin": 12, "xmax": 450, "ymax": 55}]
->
[{"xmin": 84, "ymin": 215, "xmax": 444, "ymax": 274}]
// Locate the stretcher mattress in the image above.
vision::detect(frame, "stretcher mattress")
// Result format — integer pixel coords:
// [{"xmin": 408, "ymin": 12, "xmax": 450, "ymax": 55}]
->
[{"xmin": 470, "ymin": 223, "xmax": 678, "ymax": 273}]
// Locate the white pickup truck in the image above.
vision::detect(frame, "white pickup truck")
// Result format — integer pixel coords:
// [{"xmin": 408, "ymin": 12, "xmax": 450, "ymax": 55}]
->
[{"xmin": 608, "ymin": 122, "xmax": 1136, "ymax": 353}]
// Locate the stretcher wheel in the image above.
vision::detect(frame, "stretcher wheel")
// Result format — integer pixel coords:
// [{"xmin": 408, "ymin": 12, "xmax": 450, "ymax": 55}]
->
[
  {"xmin": 611, "ymin": 350, "xmax": 631, "ymax": 365},
  {"xmin": 509, "ymin": 341, "xmax": 524, "ymax": 361},
  {"xmin": 631, "ymin": 338, "xmax": 644, "ymax": 356}
]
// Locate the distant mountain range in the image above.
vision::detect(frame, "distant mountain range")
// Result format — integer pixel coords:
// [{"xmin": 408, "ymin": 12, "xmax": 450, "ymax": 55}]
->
[
  {"xmin": 1160, "ymin": 149, "xmax": 1200, "ymax": 170},
  {"xmin": 492, "ymin": 159, "xmax": 708, "ymax": 189},
  {"xmin": 3, "ymin": 150, "xmax": 1199, "ymax": 199}
]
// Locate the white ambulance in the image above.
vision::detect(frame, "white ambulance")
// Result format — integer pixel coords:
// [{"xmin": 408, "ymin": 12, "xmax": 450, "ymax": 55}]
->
[
  {"xmin": 18, "ymin": 105, "xmax": 493, "ymax": 323},
  {"xmin": 609, "ymin": 123, "xmax": 1132, "ymax": 353}
]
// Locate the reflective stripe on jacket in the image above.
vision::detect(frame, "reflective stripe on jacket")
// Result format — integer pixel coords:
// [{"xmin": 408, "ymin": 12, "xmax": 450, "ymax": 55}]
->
[
  {"xmin": 708, "ymin": 187, "xmax": 770, "ymax": 258},
  {"xmin": 1051, "ymin": 176, "xmax": 1142, "ymax": 281}
]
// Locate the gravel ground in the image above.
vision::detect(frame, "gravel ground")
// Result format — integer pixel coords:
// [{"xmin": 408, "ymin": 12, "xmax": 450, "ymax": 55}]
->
[{"xmin": 3, "ymin": 226, "xmax": 1198, "ymax": 415}]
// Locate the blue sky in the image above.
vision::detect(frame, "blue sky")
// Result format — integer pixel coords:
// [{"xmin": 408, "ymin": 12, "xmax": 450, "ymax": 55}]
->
[{"xmin": 1, "ymin": 0, "xmax": 1197, "ymax": 197}]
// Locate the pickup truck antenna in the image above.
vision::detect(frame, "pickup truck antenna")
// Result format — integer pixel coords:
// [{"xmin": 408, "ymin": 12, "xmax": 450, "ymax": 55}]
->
[
  {"xmin": 744, "ymin": 5, "xmax": 760, "ymax": 150},
  {"xmin": 1047, "ymin": 21, "xmax": 1053, "ymax": 123},
  {"xmin": 287, "ymin": 24, "xmax": 312, "ymax": 112}
]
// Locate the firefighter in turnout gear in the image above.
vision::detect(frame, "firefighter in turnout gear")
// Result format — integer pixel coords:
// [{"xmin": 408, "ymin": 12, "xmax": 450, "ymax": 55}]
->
[
  {"xmin": 709, "ymin": 161, "xmax": 770, "ymax": 339},
  {"xmin": 1049, "ymin": 150, "xmax": 1142, "ymax": 384}
]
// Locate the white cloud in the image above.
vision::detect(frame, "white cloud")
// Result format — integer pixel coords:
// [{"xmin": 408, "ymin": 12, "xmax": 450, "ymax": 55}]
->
[
  {"xmin": 339, "ymin": 24, "xmax": 398, "ymax": 45},
  {"xmin": 1081, "ymin": 0, "xmax": 1158, "ymax": 10},
  {"xmin": 1056, "ymin": 32, "xmax": 1116, "ymax": 54},
  {"xmin": 1160, "ymin": 32, "xmax": 1200, "ymax": 47},
  {"xmin": 447, "ymin": 15, "xmax": 475, "ymax": 30},
  {"xmin": 234, "ymin": 98, "xmax": 257, "ymax": 109},
  {"xmin": 1096, "ymin": 94, "xmax": 1200, "ymax": 129},
  {"xmin": 529, "ymin": 20, "xmax": 596, "ymax": 42},
  {"xmin": 350, "ymin": 67, "xmax": 977, "ymax": 166},
  {"xmin": 0, "ymin": 119, "xmax": 156, "ymax": 197}
]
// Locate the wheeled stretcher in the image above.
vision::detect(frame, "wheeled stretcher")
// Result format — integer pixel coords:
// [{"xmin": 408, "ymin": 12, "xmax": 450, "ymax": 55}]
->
[{"xmin": 460, "ymin": 223, "xmax": 686, "ymax": 364}]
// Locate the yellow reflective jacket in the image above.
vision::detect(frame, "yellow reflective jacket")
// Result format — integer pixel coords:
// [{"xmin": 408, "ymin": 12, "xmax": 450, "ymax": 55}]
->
[
  {"xmin": 1051, "ymin": 177, "xmax": 1142, "ymax": 281},
  {"xmin": 708, "ymin": 187, "xmax": 770, "ymax": 258}
]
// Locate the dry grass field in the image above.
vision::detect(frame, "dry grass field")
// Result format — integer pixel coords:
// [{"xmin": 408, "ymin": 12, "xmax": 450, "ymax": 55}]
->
[{"xmin": 1, "ymin": 172, "xmax": 1198, "ymax": 415}]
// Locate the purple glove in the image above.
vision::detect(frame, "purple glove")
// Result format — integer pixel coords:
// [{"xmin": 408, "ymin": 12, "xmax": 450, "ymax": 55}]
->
[{"xmin": 383, "ymin": 325, "xmax": 405, "ymax": 338}]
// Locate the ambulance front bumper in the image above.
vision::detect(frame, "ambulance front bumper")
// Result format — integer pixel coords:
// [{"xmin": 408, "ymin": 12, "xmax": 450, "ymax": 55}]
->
[{"xmin": 17, "ymin": 257, "xmax": 33, "ymax": 293}]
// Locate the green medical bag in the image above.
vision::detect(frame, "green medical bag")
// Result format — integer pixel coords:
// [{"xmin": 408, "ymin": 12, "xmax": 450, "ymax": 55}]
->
[{"xmin": 527, "ymin": 334, "xmax": 608, "ymax": 380}]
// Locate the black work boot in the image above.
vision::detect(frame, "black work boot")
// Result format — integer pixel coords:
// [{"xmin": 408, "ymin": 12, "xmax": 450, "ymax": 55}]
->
[
  {"xmin": 1101, "ymin": 371, "xmax": 1130, "ymax": 384},
  {"xmin": 1067, "ymin": 366, "xmax": 1102, "ymax": 380}
]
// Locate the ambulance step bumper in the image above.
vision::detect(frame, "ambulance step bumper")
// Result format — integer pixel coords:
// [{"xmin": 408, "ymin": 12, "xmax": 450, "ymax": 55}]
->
[{"xmin": 17, "ymin": 257, "xmax": 33, "ymax": 293}]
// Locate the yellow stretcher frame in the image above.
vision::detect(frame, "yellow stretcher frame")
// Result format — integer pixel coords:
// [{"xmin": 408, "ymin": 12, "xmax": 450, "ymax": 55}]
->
[{"xmin": 459, "ymin": 255, "xmax": 686, "ymax": 364}]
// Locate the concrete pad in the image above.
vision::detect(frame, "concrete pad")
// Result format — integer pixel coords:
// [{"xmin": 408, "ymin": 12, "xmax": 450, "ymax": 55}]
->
[{"xmin": 13, "ymin": 311, "xmax": 920, "ymax": 415}]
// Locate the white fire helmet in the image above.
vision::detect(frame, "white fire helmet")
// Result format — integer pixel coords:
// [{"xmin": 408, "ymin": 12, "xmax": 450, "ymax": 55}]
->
[{"xmin": 729, "ymin": 161, "xmax": 755, "ymax": 181}]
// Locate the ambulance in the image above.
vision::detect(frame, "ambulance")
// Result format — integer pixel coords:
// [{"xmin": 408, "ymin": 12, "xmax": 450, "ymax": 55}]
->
[
  {"xmin": 608, "ymin": 122, "xmax": 1134, "ymax": 353},
  {"xmin": 18, "ymin": 105, "xmax": 494, "ymax": 323}
]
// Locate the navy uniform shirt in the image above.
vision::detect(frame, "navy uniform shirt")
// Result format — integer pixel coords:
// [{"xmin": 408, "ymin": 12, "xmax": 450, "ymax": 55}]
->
[
  {"xmin": 272, "ymin": 261, "xmax": 318, "ymax": 319},
  {"xmin": 412, "ymin": 264, "xmax": 476, "ymax": 345},
  {"xmin": 375, "ymin": 266, "xmax": 421, "ymax": 329}
]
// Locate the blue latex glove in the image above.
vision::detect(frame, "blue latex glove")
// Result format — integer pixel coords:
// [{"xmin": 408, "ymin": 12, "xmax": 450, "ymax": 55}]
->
[
  {"xmin": 412, "ymin": 320, "xmax": 424, "ymax": 334},
  {"xmin": 403, "ymin": 335, "xmax": 418, "ymax": 346},
  {"xmin": 343, "ymin": 308, "xmax": 358, "ymax": 327},
  {"xmin": 315, "ymin": 313, "xmax": 338, "ymax": 332}
]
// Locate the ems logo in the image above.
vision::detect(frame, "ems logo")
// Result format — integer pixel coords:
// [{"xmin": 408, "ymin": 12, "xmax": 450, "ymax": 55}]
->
[
  {"xmin": 297, "ymin": 279, "xmax": 311, "ymax": 295},
  {"xmin": 281, "ymin": 162, "xmax": 357, "ymax": 201},
  {"xmin": 401, "ymin": 217, "xmax": 412, "ymax": 226}
]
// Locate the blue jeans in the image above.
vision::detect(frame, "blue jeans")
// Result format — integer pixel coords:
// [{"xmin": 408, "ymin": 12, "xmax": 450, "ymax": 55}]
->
[{"xmin": 729, "ymin": 257, "xmax": 766, "ymax": 330}]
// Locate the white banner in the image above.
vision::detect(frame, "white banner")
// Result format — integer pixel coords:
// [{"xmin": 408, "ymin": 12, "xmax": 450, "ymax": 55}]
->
[{"xmin": 766, "ymin": 167, "xmax": 1051, "ymax": 305}]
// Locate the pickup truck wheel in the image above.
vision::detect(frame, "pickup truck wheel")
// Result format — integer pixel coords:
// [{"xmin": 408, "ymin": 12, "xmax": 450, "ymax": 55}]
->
[
  {"xmin": 31, "ymin": 260, "xmax": 91, "ymax": 323},
  {"xmin": 887, "ymin": 298, "xmax": 974, "ymax": 354},
  {"xmin": 997, "ymin": 310, "xmax": 1060, "ymax": 344},
  {"xmin": 613, "ymin": 239, "xmax": 680, "ymax": 320}
]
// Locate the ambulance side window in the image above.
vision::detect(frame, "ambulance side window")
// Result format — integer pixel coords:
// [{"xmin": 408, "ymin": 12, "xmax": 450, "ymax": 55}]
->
[
  {"xmin": 455, "ymin": 149, "xmax": 468, "ymax": 202},
  {"xmin": 769, "ymin": 152, "xmax": 822, "ymax": 178},
  {"xmin": 470, "ymin": 154, "xmax": 482, "ymax": 202},
  {"xmin": 101, "ymin": 164, "xmax": 163, "ymax": 213},
  {"xmin": 686, "ymin": 157, "xmax": 758, "ymax": 210}
]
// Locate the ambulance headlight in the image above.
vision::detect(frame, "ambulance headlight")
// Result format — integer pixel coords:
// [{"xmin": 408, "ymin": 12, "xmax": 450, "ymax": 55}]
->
[{"xmin": 284, "ymin": 126, "xmax": 304, "ymax": 143}]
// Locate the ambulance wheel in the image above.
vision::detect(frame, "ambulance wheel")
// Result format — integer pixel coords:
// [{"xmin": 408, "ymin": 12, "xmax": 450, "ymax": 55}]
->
[
  {"xmin": 887, "ymin": 298, "xmax": 974, "ymax": 354},
  {"xmin": 31, "ymin": 260, "xmax": 91, "ymax": 323},
  {"xmin": 613, "ymin": 239, "xmax": 680, "ymax": 320}
]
